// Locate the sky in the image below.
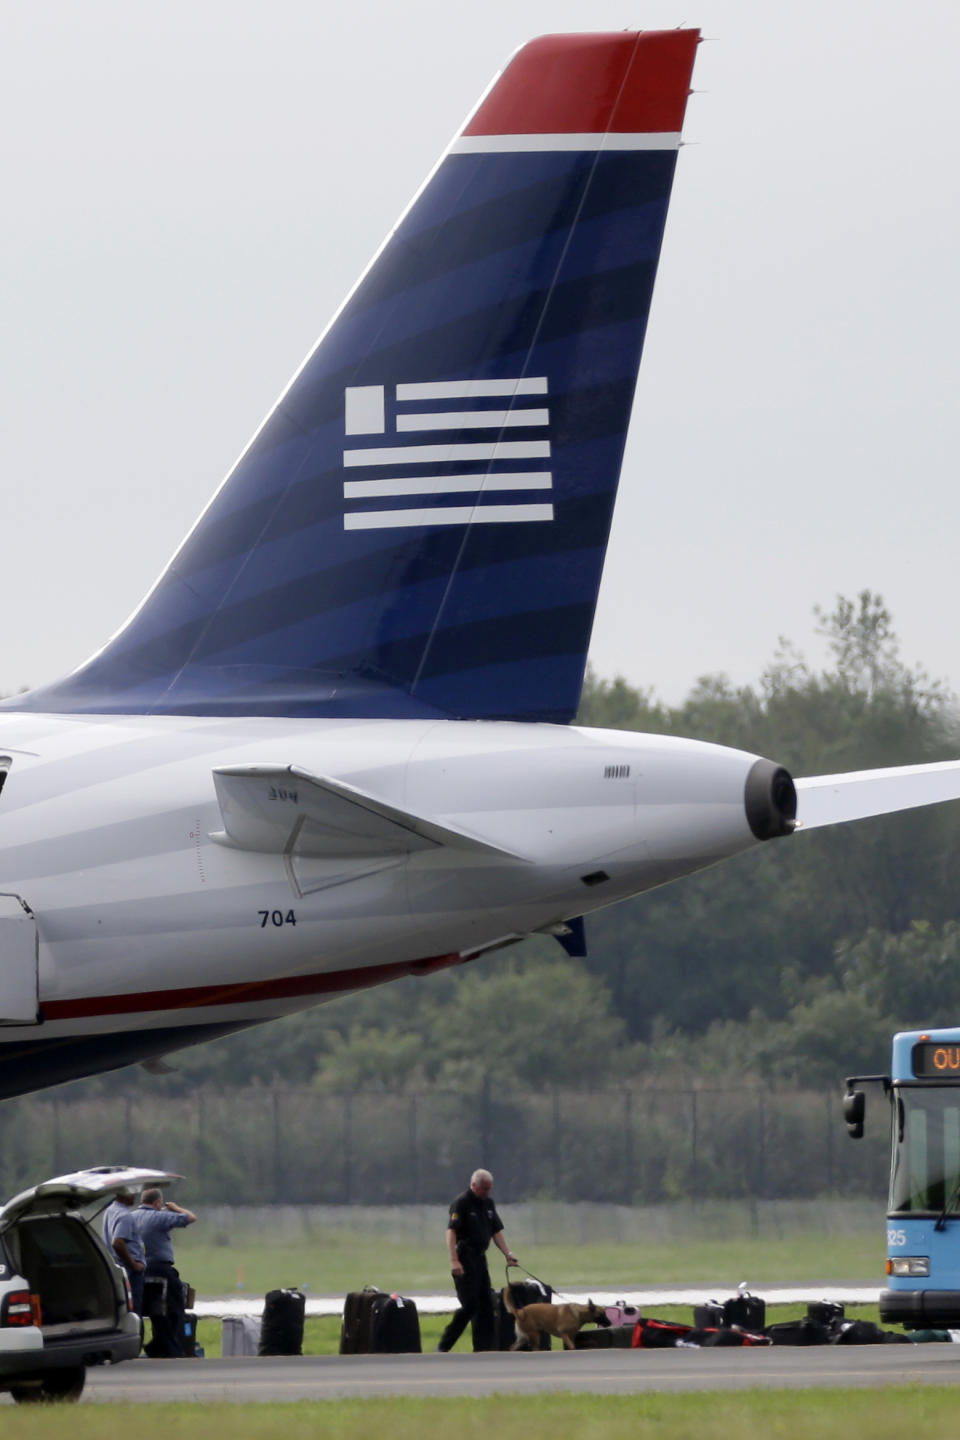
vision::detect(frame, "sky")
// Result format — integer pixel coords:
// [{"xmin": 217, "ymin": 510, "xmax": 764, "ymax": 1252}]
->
[{"xmin": 1, "ymin": 0, "xmax": 958, "ymax": 705}]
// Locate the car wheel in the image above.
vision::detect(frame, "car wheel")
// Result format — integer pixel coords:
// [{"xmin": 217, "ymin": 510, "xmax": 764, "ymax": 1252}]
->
[{"xmin": 10, "ymin": 1367, "xmax": 86, "ymax": 1403}]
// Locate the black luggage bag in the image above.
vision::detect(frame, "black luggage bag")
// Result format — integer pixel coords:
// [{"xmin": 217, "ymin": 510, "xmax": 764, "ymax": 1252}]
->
[
  {"xmin": 370, "ymin": 1293, "xmax": 421, "ymax": 1353},
  {"xmin": 574, "ymin": 1325, "xmax": 635, "ymax": 1350},
  {"xmin": 807, "ymin": 1300, "xmax": 844, "ymax": 1328},
  {"xmin": 494, "ymin": 1280, "xmax": 552, "ymax": 1351},
  {"xmin": 723, "ymin": 1293, "xmax": 766, "ymax": 1331},
  {"xmin": 182, "ymin": 1311, "xmax": 200, "ymax": 1358},
  {"xmin": 339, "ymin": 1289, "xmax": 381, "ymax": 1355},
  {"xmin": 766, "ymin": 1319, "xmax": 830, "ymax": 1346},
  {"xmin": 259, "ymin": 1288, "xmax": 306, "ymax": 1356},
  {"xmin": 142, "ymin": 1275, "xmax": 168, "ymax": 1319},
  {"xmin": 693, "ymin": 1302, "xmax": 725, "ymax": 1329}
]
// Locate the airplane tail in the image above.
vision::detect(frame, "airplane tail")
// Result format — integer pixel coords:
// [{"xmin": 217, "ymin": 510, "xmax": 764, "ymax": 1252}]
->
[{"xmin": 15, "ymin": 30, "xmax": 699, "ymax": 724}]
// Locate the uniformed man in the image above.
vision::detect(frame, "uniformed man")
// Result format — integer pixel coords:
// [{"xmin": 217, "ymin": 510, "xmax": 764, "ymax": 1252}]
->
[
  {"xmin": 137, "ymin": 1187, "xmax": 197, "ymax": 1357},
  {"xmin": 436, "ymin": 1168, "xmax": 517, "ymax": 1352},
  {"xmin": 102, "ymin": 1186, "xmax": 146, "ymax": 1318}
]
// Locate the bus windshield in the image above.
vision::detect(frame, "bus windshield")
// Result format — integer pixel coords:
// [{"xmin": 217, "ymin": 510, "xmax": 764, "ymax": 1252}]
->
[{"xmin": 890, "ymin": 1086, "xmax": 960, "ymax": 1215}]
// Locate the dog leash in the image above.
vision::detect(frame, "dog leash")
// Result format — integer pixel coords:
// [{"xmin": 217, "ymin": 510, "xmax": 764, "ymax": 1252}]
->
[{"xmin": 506, "ymin": 1261, "xmax": 577, "ymax": 1304}]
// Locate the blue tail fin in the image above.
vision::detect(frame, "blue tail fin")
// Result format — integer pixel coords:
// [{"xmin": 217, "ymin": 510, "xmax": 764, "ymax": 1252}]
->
[{"xmin": 16, "ymin": 30, "xmax": 699, "ymax": 723}]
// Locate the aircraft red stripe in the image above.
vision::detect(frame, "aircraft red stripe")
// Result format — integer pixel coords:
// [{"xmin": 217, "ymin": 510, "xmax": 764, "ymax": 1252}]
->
[
  {"xmin": 42, "ymin": 951, "xmax": 463, "ymax": 1021},
  {"xmin": 463, "ymin": 30, "xmax": 700, "ymax": 138}
]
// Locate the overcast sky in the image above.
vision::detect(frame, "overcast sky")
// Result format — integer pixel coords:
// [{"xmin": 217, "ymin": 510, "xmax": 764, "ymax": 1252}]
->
[{"xmin": 2, "ymin": 0, "xmax": 958, "ymax": 705}]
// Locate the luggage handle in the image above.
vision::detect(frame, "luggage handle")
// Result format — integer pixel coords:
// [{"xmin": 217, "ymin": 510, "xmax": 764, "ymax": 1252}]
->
[{"xmin": 505, "ymin": 1261, "xmax": 568, "ymax": 1300}]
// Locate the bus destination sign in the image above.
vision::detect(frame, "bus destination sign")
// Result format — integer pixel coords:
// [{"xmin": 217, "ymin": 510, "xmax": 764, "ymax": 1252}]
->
[{"xmin": 913, "ymin": 1043, "xmax": 960, "ymax": 1078}]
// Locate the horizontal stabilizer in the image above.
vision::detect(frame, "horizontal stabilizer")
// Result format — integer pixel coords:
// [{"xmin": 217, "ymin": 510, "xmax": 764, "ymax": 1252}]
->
[
  {"xmin": 211, "ymin": 765, "xmax": 521, "ymax": 860},
  {"xmin": 796, "ymin": 759, "xmax": 960, "ymax": 831}
]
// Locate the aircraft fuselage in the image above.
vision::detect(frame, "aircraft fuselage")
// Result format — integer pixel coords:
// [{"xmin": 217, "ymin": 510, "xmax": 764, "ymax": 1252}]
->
[{"xmin": 0, "ymin": 713, "xmax": 782, "ymax": 1094}]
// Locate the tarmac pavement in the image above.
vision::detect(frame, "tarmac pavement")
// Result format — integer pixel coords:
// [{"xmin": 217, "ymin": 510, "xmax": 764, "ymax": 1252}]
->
[{"xmin": 73, "ymin": 1345, "xmax": 960, "ymax": 1403}]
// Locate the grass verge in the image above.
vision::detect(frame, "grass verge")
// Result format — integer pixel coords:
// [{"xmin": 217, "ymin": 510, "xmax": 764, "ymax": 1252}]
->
[
  {"xmin": 3, "ymin": 1391, "xmax": 959, "ymax": 1435},
  {"xmin": 174, "ymin": 1230, "xmax": 885, "ymax": 1295}
]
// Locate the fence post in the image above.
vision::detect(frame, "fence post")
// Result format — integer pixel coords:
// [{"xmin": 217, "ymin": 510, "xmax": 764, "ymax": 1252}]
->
[
  {"xmin": 690, "ymin": 1090, "xmax": 698, "ymax": 1197},
  {"xmin": 342, "ymin": 1093, "xmax": 353, "ymax": 1204},
  {"xmin": 272, "ymin": 1088, "xmax": 282, "ymax": 1203},
  {"xmin": 552, "ymin": 1087, "xmax": 562, "ymax": 1198},
  {"xmin": 194, "ymin": 1091, "xmax": 204, "ymax": 1191},
  {"xmin": 756, "ymin": 1088, "xmax": 767, "ymax": 1199},
  {"xmin": 480, "ymin": 1073, "xmax": 492, "ymax": 1166},
  {"xmin": 410, "ymin": 1094, "xmax": 419, "ymax": 1204}
]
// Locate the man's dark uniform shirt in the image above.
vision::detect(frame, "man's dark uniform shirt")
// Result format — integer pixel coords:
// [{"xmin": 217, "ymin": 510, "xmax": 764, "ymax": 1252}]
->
[
  {"xmin": 448, "ymin": 1189, "xmax": 503, "ymax": 1255},
  {"xmin": 438, "ymin": 1187, "xmax": 504, "ymax": 1353}
]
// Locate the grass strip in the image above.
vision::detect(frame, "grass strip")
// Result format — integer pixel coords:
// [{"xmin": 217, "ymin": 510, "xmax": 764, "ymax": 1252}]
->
[
  {"xmin": 174, "ymin": 1231, "xmax": 885, "ymax": 1294},
  {"xmin": 2, "ymin": 1390, "xmax": 959, "ymax": 1435}
]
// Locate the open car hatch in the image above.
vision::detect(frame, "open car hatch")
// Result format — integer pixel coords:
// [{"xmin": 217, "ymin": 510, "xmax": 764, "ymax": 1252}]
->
[{"xmin": 0, "ymin": 1166, "xmax": 180, "ymax": 1230}]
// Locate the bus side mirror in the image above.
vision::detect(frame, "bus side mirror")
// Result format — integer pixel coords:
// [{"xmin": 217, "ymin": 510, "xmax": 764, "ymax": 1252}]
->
[{"xmin": 843, "ymin": 1089, "xmax": 865, "ymax": 1139}]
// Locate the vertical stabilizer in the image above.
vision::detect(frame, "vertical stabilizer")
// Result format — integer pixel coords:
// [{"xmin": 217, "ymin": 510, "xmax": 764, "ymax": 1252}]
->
[{"xmin": 13, "ymin": 31, "xmax": 699, "ymax": 722}]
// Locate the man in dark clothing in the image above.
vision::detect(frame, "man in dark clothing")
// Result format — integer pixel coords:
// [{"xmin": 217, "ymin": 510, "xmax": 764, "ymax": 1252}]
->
[{"xmin": 437, "ymin": 1168, "xmax": 518, "ymax": 1352}]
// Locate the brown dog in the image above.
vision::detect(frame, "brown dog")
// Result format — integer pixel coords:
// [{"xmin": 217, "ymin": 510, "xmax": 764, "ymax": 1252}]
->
[{"xmin": 502, "ymin": 1289, "xmax": 609, "ymax": 1350}]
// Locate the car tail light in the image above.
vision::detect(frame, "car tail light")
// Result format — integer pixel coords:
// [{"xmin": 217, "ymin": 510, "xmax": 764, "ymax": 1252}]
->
[{"xmin": 1, "ymin": 1290, "xmax": 41, "ymax": 1327}]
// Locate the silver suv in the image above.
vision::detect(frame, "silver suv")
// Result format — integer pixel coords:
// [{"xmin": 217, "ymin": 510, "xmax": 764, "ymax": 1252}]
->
[{"xmin": 0, "ymin": 1165, "xmax": 177, "ymax": 1403}]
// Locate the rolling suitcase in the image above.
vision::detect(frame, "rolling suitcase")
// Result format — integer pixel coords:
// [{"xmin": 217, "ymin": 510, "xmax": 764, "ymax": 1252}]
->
[
  {"xmin": 496, "ymin": 1278, "xmax": 552, "ymax": 1351},
  {"xmin": 722, "ymin": 1292, "xmax": 766, "ymax": 1331},
  {"xmin": 807, "ymin": 1300, "xmax": 844, "ymax": 1329},
  {"xmin": 575, "ymin": 1325, "xmax": 635, "ymax": 1349},
  {"xmin": 766, "ymin": 1318, "xmax": 830, "ymax": 1346},
  {"xmin": 370, "ymin": 1293, "xmax": 421, "ymax": 1353},
  {"xmin": 222, "ymin": 1315, "xmax": 262, "ymax": 1356},
  {"xmin": 258, "ymin": 1288, "xmax": 306, "ymax": 1356},
  {"xmin": 142, "ymin": 1275, "xmax": 168, "ymax": 1319},
  {"xmin": 181, "ymin": 1311, "xmax": 200, "ymax": 1358},
  {"xmin": 340, "ymin": 1288, "xmax": 381, "ymax": 1354}
]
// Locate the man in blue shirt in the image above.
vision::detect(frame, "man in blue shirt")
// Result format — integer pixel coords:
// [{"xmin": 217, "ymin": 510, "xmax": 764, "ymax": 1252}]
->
[
  {"xmin": 102, "ymin": 1186, "xmax": 146, "ymax": 1318},
  {"xmin": 137, "ymin": 1187, "xmax": 197, "ymax": 1357}
]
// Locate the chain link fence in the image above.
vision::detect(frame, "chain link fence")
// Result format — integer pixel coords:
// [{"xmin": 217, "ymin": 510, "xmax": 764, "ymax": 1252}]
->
[{"xmin": 0, "ymin": 1082, "xmax": 889, "ymax": 1205}]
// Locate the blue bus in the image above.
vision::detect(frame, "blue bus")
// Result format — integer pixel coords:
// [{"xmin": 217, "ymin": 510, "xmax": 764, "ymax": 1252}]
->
[{"xmin": 846, "ymin": 1027, "xmax": 960, "ymax": 1327}]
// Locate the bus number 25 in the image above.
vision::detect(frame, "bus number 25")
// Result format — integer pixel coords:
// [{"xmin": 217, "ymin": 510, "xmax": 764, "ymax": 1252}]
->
[
  {"xmin": 887, "ymin": 1227, "xmax": 907, "ymax": 1247},
  {"xmin": 259, "ymin": 910, "xmax": 297, "ymax": 927}
]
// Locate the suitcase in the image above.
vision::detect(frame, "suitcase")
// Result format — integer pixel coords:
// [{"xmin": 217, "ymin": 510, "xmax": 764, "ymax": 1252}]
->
[
  {"xmin": 766, "ymin": 1318, "xmax": 830, "ymax": 1346},
  {"xmin": 575, "ymin": 1325, "xmax": 635, "ymax": 1349},
  {"xmin": 698, "ymin": 1326, "xmax": 770, "ymax": 1347},
  {"xmin": 339, "ymin": 1289, "xmax": 381, "ymax": 1355},
  {"xmin": 496, "ymin": 1279, "xmax": 552, "ymax": 1351},
  {"xmin": 339, "ymin": 1288, "xmax": 381, "ymax": 1355},
  {"xmin": 494, "ymin": 1289, "xmax": 517, "ymax": 1350},
  {"xmin": 830, "ymin": 1319, "xmax": 888, "ymax": 1345},
  {"xmin": 722, "ymin": 1293, "xmax": 766, "ymax": 1331},
  {"xmin": 258, "ymin": 1288, "xmax": 306, "ymax": 1356},
  {"xmin": 222, "ymin": 1315, "xmax": 262, "ymax": 1356},
  {"xmin": 142, "ymin": 1275, "xmax": 168, "ymax": 1319},
  {"xmin": 632, "ymin": 1318, "xmax": 695, "ymax": 1349},
  {"xmin": 181, "ymin": 1311, "xmax": 200, "ymax": 1358},
  {"xmin": 807, "ymin": 1300, "xmax": 844, "ymax": 1328},
  {"xmin": 693, "ymin": 1302, "xmax": 725, "ymax": 1329},
  {"xmin": 370, "ymin": 1293, "xmax": 421, "ymax": 1353}
]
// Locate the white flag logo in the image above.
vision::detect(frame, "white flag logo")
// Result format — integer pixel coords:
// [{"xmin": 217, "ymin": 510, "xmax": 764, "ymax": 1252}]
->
[{"xmin": 342, "ymin": 378, "xmax": 554, "ymax": 530}]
